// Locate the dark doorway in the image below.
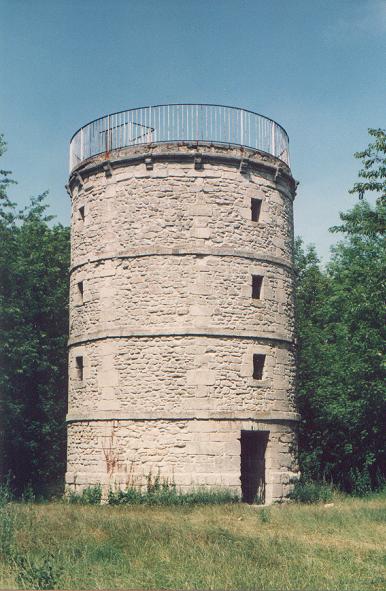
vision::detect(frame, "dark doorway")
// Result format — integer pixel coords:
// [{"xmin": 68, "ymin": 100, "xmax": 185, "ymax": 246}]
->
[{"xmin": 240, "ymin": 430, "xmax": 269, "ymax": 503}]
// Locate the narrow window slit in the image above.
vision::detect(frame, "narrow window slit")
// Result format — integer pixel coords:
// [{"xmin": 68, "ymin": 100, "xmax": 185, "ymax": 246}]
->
[
  {"xmin": 253, "ymin": 354, "xmax": 265, "ymax": 380},
  {"xmin": 79, "ymin": 206, "xmax": 85, "ymax": 221},
  {"xmin": 251, "ymin": 198, "xmax": 262, "ymax": 222},
  {"xmin": 77, "ymin": 281, "xmax": 84, "ymax": 304},
  {"xmin": 76, "ymin": 356, "xmax": 84, "ymax": 381},
  {"xmin": 252, "ymin": 275, "xmax": 263, "ymax": 299}
]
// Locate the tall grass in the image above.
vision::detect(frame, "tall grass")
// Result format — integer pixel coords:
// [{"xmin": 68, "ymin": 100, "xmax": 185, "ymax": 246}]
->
[{"xmin": 0, "ymin": 490, "xmax": 385, "ymax": 590}]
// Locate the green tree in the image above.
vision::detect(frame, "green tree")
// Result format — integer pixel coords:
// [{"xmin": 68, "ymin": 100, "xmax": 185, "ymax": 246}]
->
[
  {"xmin": 346, "ymin": 128, "xmax": 385, "ymax": 237},
  {"xmin": 295, "ymin": 129, "xmax": 386, "ymax": 493},
  {"xmin": 350, "ymin": 129, "xmax": 385, "ymax": 200},
  {"xmin": 0, "ymin": 137, "xmax": 70, "ymax": 496},
  {"xmin": 294, "ymin": 239, "xmax": 331, "ymax": 480}
]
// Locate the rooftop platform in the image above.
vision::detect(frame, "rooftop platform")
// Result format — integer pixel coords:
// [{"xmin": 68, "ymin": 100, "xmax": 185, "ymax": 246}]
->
[{"xmin": 69, "ymin": 104, "xmax": 290, "ymax": 172}]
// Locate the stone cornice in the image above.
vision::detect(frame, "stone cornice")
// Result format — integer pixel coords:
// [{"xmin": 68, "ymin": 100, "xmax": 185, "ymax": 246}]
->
[
  {"xmin": 66, "ymin": 410, "xmax": 300, "ymax": 423},
  {"xmin": 70, "ymin": 247, "xmax": 293, "ymax": 274},
  {"xmin": 68, "ymin": 145, "xmax": 296, "ymax": 199},
  {"xmin": 68, "ymin": 327, "xmax": 294, "ymax": 348}
]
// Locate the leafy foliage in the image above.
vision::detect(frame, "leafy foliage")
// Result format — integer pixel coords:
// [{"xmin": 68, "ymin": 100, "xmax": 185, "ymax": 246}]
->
[
  {"xmin": 345, "ymin": 128, "xmax": 385, "ymax": 237},
  {"xmin": 0, "ymin": 134, "xmax": 16, "ymax": 203},
  {"xmin": 0, "ymin": 137, "xmax": 70, "ymax": 496},
  {"xmin": 349, "ymin": 128, "xmax": 386, "ymax": 200}
]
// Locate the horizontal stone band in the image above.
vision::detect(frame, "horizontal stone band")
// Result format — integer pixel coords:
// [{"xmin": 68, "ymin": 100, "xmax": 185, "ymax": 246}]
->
[
  {"xmin": 66, "ymin": 410, "xmax": 300, "ymax": 423},
  {"xmin": 70, "ymin": 247, "xmax": 293, "ymax": 274},
  {"xmin": 68, "ymin": 327, "xmax": 293, "ymax": 347}
]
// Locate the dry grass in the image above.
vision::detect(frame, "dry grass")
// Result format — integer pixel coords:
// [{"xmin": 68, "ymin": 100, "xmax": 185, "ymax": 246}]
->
[{"xmin": 0, "ymin": 491, "xmax": 385, "ymax": 590}]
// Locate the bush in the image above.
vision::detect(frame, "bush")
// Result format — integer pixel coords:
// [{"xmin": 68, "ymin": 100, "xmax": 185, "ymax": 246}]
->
[{"xmin": 288, "ymin": 479, "xmax": 334, "ymax": 504}]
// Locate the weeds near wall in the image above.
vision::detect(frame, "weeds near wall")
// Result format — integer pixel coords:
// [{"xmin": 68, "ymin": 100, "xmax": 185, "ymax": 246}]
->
[
  {"xmin": 108, "ymin": 475, "xmax": 239, "ymax": 506},
  {"xmin": 64, "ymin": 474, "xmax": 239, "ymax": 506},
  {"xmin": 66, "ymin": 484, "xmax": 102, "ymax": 505}
]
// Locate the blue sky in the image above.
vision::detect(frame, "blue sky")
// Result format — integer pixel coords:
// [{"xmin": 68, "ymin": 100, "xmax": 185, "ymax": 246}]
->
[{"xmin": 1, "ymin": 0, "xmax": 385, "ymax": 260}]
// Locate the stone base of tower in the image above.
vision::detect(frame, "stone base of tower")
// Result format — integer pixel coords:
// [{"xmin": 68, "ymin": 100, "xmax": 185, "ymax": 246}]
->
[{"xmin": 66, "ymin": 418, "xmax": 299, "ymax": 504}]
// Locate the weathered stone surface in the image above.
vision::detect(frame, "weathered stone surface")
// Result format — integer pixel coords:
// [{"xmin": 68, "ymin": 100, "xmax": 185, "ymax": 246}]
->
[
  {"xmin": 66, "ymin": 143, "xmax": 299, "ymax": 503},
  {"xmin": 69, "ymin": 256, "xmax": 295, "ymax": 340},
  {"xmin": 66, "ymin": 419, "xmax": 298, "ymax": 499}
]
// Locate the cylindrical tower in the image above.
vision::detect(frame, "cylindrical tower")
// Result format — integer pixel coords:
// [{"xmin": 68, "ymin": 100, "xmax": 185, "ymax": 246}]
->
[{"xmin": 66, "ymin": 104, "xmax": 299, "ymax": 503}]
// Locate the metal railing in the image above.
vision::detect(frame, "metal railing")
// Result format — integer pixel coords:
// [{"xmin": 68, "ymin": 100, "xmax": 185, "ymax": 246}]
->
[{"xmin": 69, "ymin": 104, "xmax": 290, "ymax": 172}]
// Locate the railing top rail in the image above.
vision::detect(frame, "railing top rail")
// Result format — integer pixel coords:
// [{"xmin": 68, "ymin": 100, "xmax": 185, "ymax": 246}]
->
[{"xmin": 69, "ymin": 104, "xmax": 290, "ymax": 172}]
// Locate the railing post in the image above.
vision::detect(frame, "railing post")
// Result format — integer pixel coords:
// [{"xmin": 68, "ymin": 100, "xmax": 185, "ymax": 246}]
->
[
  {"xmin": 80, "ymin": 128, "xmax": 84, "ymax": 162},
  {"xmin": 271, "ymin": 122, "xmax": 276, "ymax": 156},
  {"xmin": 107, "ymin": 115, "xmax": 110, "ymax": 154}
]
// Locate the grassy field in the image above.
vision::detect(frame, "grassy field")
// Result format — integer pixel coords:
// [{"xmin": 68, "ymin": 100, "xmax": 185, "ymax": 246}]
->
[{"xmin": 0, "ymin": 491, "xmax": 385, "ymax": 590}]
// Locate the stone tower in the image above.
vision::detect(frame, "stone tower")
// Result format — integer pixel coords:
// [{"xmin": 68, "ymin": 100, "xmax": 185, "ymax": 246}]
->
[{"xmin": 66, "ymin": 104, "xmax": 299, "ymax": 503}]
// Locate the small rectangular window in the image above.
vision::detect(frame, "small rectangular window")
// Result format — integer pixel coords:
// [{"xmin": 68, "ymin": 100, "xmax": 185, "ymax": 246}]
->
[
  {"xmin": 78, "ymin": 206, "xmax": 85, "ymax": 221},
  {"xmin": 252, "ymin": 275, "xmax": 263, "ymax": 299},
  {"xmin": 77, "ymin": 281, "xmax": 84, "ymax": 304},
  {"xmin": 251, "ymin": 198, "xmax": 262, "ymax": 222},
  {"xmin": 75, "ymin": 356, "xmax": 84, "ymax": 381},
  {"xmin": 253, "ymin": 354, "xmax": 265, "ymax": 380}
]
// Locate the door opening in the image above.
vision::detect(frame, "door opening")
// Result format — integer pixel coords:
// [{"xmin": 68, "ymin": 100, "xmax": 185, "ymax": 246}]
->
[{"xmin": 240, "ymin": 430, "xmax": 269, "ymax": 503}]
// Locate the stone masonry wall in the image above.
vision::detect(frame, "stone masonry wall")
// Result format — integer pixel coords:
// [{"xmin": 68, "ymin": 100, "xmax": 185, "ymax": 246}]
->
[
  {"xmin": 69, "ymin": 256, "xmax": 294, "ymax": 340},
  {"xmin": 70, "ymin": 147, "xmax": 294, "ymax": 268},
  {"xmin": 68, "ymin": 337, "xmax": 296, "ymax": 417},
  {"xmin": 66, "ymin": 419, "xmax": 298, "ymax": 504},
  {"xmin": 66, "ymin": 143, "xmax": 299, "ymax": 503}
]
